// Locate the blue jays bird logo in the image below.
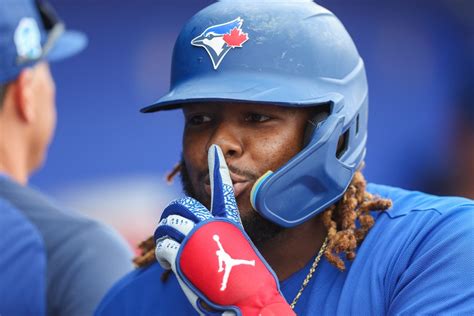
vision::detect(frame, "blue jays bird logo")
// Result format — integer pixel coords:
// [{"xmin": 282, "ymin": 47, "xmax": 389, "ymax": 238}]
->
[{"xmin": 191, "ymin": 17, "xmax": 249, "ymax": 70}]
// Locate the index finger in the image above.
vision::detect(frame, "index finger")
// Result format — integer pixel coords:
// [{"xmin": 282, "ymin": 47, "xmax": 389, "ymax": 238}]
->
[{"xmin": 208, "ymin": 144, "xmax": 241, "ymax": 223}]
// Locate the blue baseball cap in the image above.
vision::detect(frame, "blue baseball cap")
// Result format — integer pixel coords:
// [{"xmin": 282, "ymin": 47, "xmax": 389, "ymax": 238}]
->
[{"xmin": 0, "ymin": 0, "xmax": 87, "ymax": 84}]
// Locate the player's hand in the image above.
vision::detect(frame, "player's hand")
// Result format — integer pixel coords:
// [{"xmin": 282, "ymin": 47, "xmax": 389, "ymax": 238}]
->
[{"xmin": 154, "ymin": 144, "xmax": 295, "ymax": 316}]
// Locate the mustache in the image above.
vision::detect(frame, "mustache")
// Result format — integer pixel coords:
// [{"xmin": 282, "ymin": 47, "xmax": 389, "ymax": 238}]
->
[{"xmin": 198, "ymin": 165, "xmax": 259, "ymax": 185}]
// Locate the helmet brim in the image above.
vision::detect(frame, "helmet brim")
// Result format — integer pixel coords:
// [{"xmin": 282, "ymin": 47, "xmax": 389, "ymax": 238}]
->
[
  {"xmin": 47, "ymin": 30, "xmax": 87, "ymax": 62},
  {"xmin": 140, "ymin": 72, "xmax": 342, "ymax": 113}
]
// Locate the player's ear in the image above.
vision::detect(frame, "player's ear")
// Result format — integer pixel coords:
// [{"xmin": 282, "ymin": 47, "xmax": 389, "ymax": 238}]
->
[{"xmin": 13, "ymin": 68, "xmax": 36, "ymax": 123}]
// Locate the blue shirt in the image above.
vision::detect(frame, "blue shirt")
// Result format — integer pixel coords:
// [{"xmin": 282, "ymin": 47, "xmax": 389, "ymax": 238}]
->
[
  {"xmin": 0, "ymin": 176, "xmax": 134, "ymax": 316},
  {"xmin": 0, "ymin": 197, "xmax": 46, "ymax": 316},
  {"xmin": 96, "ymin": 184, "xmax": 474, "ymax": 315}
]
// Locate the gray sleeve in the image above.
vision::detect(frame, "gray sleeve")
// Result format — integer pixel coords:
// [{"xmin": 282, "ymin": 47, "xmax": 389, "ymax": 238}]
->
[{"xmin": 48, "ymin": 222, "xmax": 134, "ymax": 316}]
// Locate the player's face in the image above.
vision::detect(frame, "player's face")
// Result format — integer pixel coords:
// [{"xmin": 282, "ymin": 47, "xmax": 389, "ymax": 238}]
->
[{"xmin": 181, "ymin": 102, "xmax": 313, "ymax": 243}]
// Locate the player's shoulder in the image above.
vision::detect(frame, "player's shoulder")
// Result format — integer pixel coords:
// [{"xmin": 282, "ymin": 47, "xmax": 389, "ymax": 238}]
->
[
  {"xmin": 0, "ymin": 175, "xmax": 130, "ymax": 250},
  {"xmin": 348, "ymin": 184, "xmax": 474, "ymax": 315},
  {"xmin": 0, "ymin": 197, "xmax": 46, "ymax": 316},
  {"xmin": 0, "ymin": 196, "xmax": 44, "ymax": 243},
  {"xmin": 95, "ymin": 262, "xmax": 193, "ymax": 316},
  {"xmin": 366, "ymin": 183, "xmax": 473, "ymax": 247},
  {"xmin": 0, "ymin": 196, "xmax": 45, "ymax": 251},
  {"xmin": 0, "ymin": 175, "xmax": 90, "ymax": 226},
  {"xmin": 0, "ymin": 196, "xmax": 30, "ymax": 224},
  {"xmin": 368, "ymin": 182, "xmax": 474, "ymax": 221},
  {"xmin": 354, "ymin": 183, "xmax": 473, "ymax": 274}
]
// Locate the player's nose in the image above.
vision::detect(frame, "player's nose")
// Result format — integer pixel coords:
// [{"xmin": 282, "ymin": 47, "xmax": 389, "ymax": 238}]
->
[{"xmin": 206, "ymin": 123, "xmax": 243, "ymax": 160}]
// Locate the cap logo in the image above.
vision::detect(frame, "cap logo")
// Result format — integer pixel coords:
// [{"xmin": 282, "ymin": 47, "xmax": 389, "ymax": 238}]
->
[
  {"xmin": 191, "ymin": 17, "xmax": 249, "ymax": 70},
  {"xmin": 14, "ymin": 18, "xmax": 42, "ymax": 61}
]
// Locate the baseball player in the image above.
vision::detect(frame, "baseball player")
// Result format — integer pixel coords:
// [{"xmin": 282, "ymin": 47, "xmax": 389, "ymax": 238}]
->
[
  {"xmin": 96, "ymin": 1, "xmax": 474, "ymax": 315},
  {"xmin": 0, "ymin": 1, "xmax": 133, "ymax": 315}
]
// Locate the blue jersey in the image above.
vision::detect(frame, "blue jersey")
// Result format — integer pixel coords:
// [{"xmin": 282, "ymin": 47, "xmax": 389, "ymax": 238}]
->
[
  {"xmin": 96, "ymin": 184, "xmax": 474, "ymax": 315},
  {"xmin": 0, "ymin": 175, "xmax": 133, "ymax": 316},
  {"xmin": 0, "ymin": 198, "xmax": 46, "ymax": 316}
]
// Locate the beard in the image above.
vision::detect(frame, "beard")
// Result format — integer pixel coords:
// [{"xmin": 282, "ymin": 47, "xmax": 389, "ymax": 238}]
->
[{"xmin": 179, "ymin": 159, "xmax": 284, "ymax": 247}]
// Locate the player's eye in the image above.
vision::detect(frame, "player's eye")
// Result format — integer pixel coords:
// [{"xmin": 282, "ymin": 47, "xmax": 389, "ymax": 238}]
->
[
  {"xmin": 245, "ymin": 113, "xmax": 271, "ymax": 123},
  {"xmin": 186, "ymin": 114, "xmax": 212, "ymax": 126}
]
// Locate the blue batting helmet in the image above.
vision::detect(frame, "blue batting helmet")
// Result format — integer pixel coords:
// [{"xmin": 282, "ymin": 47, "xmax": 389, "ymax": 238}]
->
[
  {"xmin": 142, "ymin": 0, "xmax": 368, "ymax": 228},
  {"xmin": 0, "ymin": 0, "xmax": 87, "ymax": 84}
]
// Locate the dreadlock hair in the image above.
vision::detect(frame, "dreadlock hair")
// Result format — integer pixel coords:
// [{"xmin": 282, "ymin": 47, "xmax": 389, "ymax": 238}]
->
[
  {"xmin": 134, "ymin": 163, "xmax": 392, "ymax": 273},
  {"xmin": 322, "ymin": 169, "xmax": 392, "ymax": 270}
]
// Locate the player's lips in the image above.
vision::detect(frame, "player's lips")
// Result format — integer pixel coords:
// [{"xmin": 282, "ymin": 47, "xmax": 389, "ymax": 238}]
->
[{"xmin": 203, "ymin": 173, "xmax": 252, "ymax": 199}]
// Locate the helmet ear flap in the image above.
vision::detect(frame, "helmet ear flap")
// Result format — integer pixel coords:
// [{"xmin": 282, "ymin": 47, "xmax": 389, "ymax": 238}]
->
[{"xmin": 251, "ymin": 114, "xmax": 354, "ymax": 227}]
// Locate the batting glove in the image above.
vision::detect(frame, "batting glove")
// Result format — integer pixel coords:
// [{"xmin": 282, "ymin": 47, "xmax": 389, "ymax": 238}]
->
[{"xmin": 154, "ymin": 144, "xmax": 295, "ymax": 316}]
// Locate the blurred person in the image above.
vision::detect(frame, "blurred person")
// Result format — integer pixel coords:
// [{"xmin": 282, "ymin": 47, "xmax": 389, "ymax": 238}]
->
[
  {"xmin": 450, "ymin": 79, "xmax": 474, "ymax": 198},
  {"xmin": 0, "ymin": 1, "xmax": 133, "ymax": 315},
  {"xmin": 96, "ymin": 1, "xmax": 474, "ymax": 315},
  {"xmin": 0, "ymin": 198, "xmax": 46, "ymax": 316},
  {"xmin": 424, "ymin": 75, "xmax": 474, "ymax": 199}
]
